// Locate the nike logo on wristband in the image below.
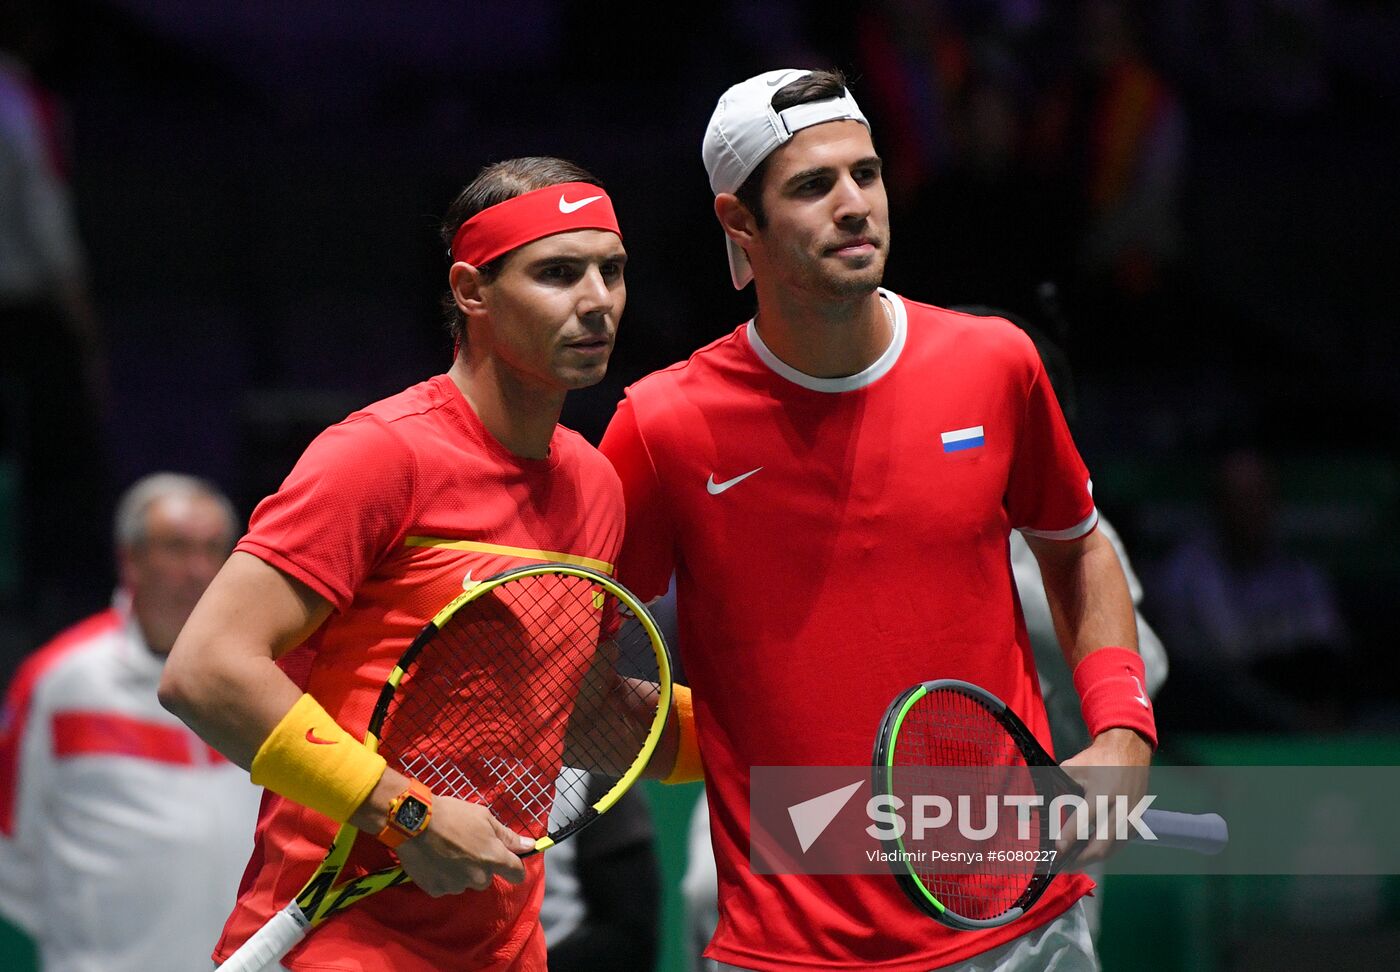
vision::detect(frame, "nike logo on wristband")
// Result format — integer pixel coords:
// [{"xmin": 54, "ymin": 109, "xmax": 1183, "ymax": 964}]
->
[
  {"xmin": 1131, "ymin": 675, "xmax": 1150, "ymax": 709},
  {"xmin": 558, "ymin": 193, "xmax": 603, "ymax": 213},
  {"xmin": 305, "ymin": 728, "xmax": 338, "ymax": 745}
]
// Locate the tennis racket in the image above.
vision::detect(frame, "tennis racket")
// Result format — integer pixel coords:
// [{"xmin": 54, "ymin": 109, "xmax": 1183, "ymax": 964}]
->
[
  {"xmin": 871, "ymin": 678, "xmax": 1227, "ymax": 930},
  {"xmin": 219, "ymin": 563, "xmax": 673, "ymax": 971}
]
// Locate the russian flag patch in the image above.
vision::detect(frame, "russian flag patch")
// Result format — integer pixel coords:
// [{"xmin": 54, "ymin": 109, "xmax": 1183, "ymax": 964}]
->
[{"xmin": 941, "ymin": 425, "xmax": 985, "ymax": 453}]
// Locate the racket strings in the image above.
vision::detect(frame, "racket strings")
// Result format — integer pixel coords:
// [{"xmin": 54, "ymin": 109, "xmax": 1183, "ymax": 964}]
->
[
  {"xmin": 893, "ymin": 689, "xmax": 1047, "ymax": 921},
  {"xmin": 376, "ymin": 573, "xmax": 663, "ymax": 842}
]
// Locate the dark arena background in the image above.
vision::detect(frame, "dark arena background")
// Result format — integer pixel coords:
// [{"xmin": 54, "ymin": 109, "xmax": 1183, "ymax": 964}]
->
[{"xmin": 1, "ymin": 2, "xmax": 1397, "ymax": 970}]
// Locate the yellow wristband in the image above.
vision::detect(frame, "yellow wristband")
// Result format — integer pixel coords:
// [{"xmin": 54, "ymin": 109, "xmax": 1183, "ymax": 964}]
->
[
  {"xmin": 662, "ymin": 684, "xmax": 703, "ymax": 785},
  {"xmin": 250, "ymin": 693, "xmax": 386, "ymax": 823}
]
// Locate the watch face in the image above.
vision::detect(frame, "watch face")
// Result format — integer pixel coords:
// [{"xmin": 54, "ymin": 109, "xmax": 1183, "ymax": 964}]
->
[{"xmin": 395, "ymin": 797, "xmax": 429, "ymax": 832}]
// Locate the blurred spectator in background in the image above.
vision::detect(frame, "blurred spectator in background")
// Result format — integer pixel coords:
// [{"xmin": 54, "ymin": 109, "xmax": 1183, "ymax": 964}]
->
[
  {"xmin": 895, "ymin": 44, "xmax": 1058, "ymax": 308},
  {"xmin": 1028, "ymin": 0, "xmax": 1186, "ymax": 302},
  {"xmin": 852, "ymin": 0, "xmax": 968, "ymax": 207},
  {"xmin": 0, "ymin": 473, "xmax": 259, "ymax": 972},
  {"xmin": 1149, "ymin": 445, "xmax": 1350, "ymax": 731},
  {"xmin": 539, "ymin": 770, "xmax": 661, "ymax": 972},
  {"xmin": 0, "ymin": 0, "xmax": 110, "ymax": 628},
  {"xmin": 857, "ymin": 0, "xmax": 1189, "ymax": 320}
]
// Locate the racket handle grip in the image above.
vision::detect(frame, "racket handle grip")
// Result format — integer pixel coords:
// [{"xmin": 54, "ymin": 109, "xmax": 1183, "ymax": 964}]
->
[
  {"xmin": 217, "ymin": 902, "xmax": 310, "ymax": 971},
  {"xmin": 1139, "ymin": 810, "xmax": 1229, "ymax": 855}
]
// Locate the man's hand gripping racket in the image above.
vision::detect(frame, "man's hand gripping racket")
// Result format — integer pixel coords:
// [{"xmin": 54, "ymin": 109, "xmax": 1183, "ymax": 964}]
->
[
  {"xmin": 218, "ymin": 563, "xmax": 673, "ymax": 970},
  {"xmin": 871, "ymin": 679, "xmax": 1227, "ymax": 931}
]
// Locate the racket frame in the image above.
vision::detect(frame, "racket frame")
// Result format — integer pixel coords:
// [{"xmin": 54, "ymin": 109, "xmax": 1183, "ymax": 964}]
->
[
  {"xmin": 872, "ymin": 678, "xmax": 1227, "ymax": 932},
  {"xmin": 871, "ymin": 679, "xmax": 1062, "ymax": 930}
]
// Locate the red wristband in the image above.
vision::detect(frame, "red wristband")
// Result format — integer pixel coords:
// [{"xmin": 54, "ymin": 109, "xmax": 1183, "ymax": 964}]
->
[{"xmin": 1072, "ymin": 647, "xmax": 1158, "ymax": 749}]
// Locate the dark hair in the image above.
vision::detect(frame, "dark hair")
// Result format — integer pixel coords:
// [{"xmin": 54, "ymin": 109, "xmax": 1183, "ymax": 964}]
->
[
  {"xmin": 733, "ymin": 69, "xmax": 851, "ymax": 228},
  {"xmin": 439, "ymin": 156, "xmax": 602, "ymax": 345}
]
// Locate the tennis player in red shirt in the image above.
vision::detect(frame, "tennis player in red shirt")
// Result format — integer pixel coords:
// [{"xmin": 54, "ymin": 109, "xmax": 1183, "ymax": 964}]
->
[
  {"xmin": 159, "ymin": 157, "xmax": 648, "ymax": 971},
  {"xmin": 599, "ymin": 71, "xmax": 1158, "ymax": 971}
]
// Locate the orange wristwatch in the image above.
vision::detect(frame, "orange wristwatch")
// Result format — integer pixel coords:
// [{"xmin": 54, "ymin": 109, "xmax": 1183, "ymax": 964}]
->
[{"xmin": 376, "ymin": 780, "xmax": 434, "ymax": 849}]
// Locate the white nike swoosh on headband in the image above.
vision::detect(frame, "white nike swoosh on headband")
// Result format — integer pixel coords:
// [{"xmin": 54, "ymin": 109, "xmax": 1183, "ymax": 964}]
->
[{"xmin": 558, "ymin": 193, "xmax": 603, "ymax": 214}]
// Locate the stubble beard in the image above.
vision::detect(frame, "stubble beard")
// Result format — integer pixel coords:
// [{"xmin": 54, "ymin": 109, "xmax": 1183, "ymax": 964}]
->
[
  {"xmin": 557, "ymin": 358, "xmax": 610, "ymax": 390},
  {"xmin": 820, "ymin": 251, "xmax": 887, "ymax": 300},
  {"xmin": 818, "ymin": 227, "xmax": 890, "ymax": 299}
]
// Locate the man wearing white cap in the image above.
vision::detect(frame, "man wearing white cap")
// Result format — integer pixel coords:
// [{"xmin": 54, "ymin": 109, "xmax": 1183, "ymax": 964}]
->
[{"xmin": 601, "ymin": 70, "xmax": 1157, "ymax": 970}]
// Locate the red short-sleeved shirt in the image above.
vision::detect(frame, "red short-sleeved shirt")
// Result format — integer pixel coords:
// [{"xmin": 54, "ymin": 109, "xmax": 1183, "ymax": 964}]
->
[
  {"xmin": 215, "ymin": 374, "xmax": 624, "ymax": 972},
  {"xmin": 599, "ymin": 294, "xmax": 1097, "ymax": 971}
]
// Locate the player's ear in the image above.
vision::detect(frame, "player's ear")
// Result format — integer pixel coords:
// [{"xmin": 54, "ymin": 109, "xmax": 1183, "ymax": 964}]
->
[
  {"xmin": 449, "ymin": 262, "xmax": 489, "ymax": 321},
  {"xmin": 715, "ymin": 193, "xmax": 758, "ymax": 248}
]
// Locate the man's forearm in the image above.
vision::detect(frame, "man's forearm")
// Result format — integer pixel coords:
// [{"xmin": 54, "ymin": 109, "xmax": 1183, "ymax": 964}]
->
[
  {"xmin": 1027, "ymin": 527, "xmax": 1137, "ymax": 669},
  {"xmin": 158, "ymin": 551, "xmax": 332, "ymax": 766}
]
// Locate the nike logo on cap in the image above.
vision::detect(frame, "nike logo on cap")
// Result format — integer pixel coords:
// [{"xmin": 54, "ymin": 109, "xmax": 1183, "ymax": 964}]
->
[
  {"xmin": 305, "ymin": 727, "xmax": 337, "ymax": 745},
  {"xmin": 706, "ymin": 467, "xmax": 763, "ymax": 495},
  {"xmin": 558, "ymin": 193, "xmax": 603, "ymax": 214}
]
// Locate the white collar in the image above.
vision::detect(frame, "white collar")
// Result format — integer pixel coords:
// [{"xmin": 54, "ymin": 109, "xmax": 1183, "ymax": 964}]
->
[
  {"xmin": 745, "ymin": 288, "xmax": 907, "ymax": 393},
  {"xmin": 112, "ymin": 590, "xmax": 167, "ymax": 681}
]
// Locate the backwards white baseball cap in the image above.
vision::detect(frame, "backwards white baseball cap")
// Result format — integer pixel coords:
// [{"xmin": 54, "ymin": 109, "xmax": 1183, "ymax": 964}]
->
[{"xmin": 701, "ymin": 68, "xmax": 870, "ymax": 289}]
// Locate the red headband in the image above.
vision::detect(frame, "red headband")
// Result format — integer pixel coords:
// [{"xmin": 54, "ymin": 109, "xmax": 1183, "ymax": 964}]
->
[{"xmin": 450, "ymin": 182, "xmax": 622, "ymax": 267}]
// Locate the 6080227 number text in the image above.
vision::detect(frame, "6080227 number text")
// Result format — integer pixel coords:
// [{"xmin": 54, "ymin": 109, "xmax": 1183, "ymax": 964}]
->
[{"xmin": 986, "ymin": 849, "xmax": 1057, "ymax": 863}]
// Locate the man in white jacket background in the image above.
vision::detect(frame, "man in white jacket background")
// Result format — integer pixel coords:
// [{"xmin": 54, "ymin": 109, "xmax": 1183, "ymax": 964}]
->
[{"xmin": 0, "ymin": 473, "xmax": 261, "ymax": 971}]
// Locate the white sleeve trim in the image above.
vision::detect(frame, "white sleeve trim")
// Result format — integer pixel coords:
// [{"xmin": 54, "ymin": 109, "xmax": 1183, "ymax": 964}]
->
[{"xmin": 1017, "ymin": 506, "xmax": 1100, "ymax": 541}]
